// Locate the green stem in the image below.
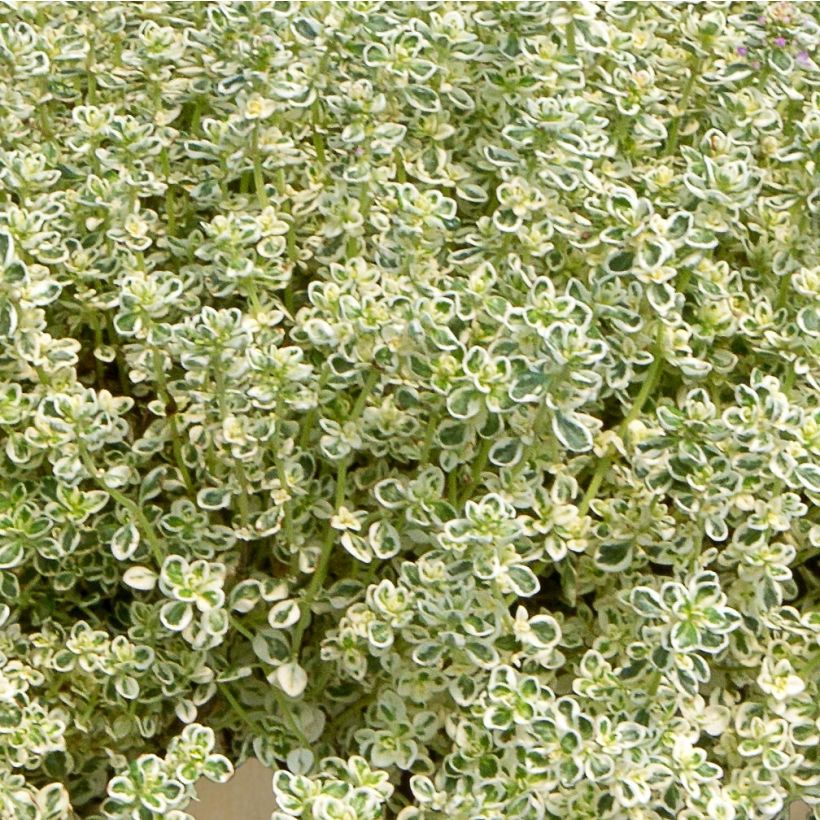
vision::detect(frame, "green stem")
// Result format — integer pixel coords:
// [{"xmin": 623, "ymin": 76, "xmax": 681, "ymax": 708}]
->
[
  {"xmin": 161, "ymin": 149, "xmax": 176, "ymax": 236},
  {"xmin": 664, "ymin": 62, "xmax": 698, "ymax": 156},
  {"xmin": 395, "ymin": 148, "xmax": 406, "ymax": 183},
  {"xmin": 86, "ymin": 48, "xmax": 97, "ymax": 105},
  {"xmin": 290, "ymin": 369, "xmax": 380, "ymax": 657},
  {"xmin": 151, "ymin": 349, "xmax": 195, "ymax": 495},
  {"xmin": 566, "ymin": 19, "xmax": 577, "ymax": 57},
  {"xmin": 79, "ymin": 446, "xmax": 164, "ymax": 564},
  {"xmin": 92, "ymin": 318, "xmax": 105, "ymax": 386},
  {"xmin": 190, "ymin": 97, "xmax": 202, "ymax": 135},
  {"xmin": 783, "ymin": 364, "xmax": 796, "ymax": 396},
  {"xmin": 212, "ymin": 356, "xmax": 253, "ymax": 525},
  {"xmin": 793, "ymin": 546, "xmax": 820, "ymax": 568},
  {"xmin": 252, "ymin": 127, "xmax": 269, "ymax": 209},
  {"xmin": 418, "ymin": 412, "xmax": 438, "ymax": 464},
  {"xmin": 219, "ymin": 685, "xmax": 264, "ymax": 734},
  {"xmin": 447, "ymin": 470, "xmax": 458, "ymax": 506},
  {"xmin": 290, "ymin": 498, "xmax": 337, "ymax": 657},
  {"xmin": 327, "ymin": 692, "xmax": 376, "ymax": 739},
  {"xmin": 351, "ymin": 368, "xmax": 380, "ymax": 419},
  {"xmin": 459, "ymin": 436, "xmax": 492, "ymax": 506},
  {"xmin": 299, "ymin": 369, "xmax": 330, "ymax": 450},
  {"xmin": 270, "ymin": 687, "xmax": 309, "ymax": 747},
  {"xmin": 581, "ymin": 337, "xmax": 665, "ymax": 516},
  {"xmin": 273, "ymin": 404, "xmax": 295, "ymax": 559},
  {"xmin": 106, "ymin": 315, "xmax": 130, "ymax": 396},
  {"xmin": 775, "ymin": 274, "xmax": 790, "ymax": 311},
  {"xmin": 229, "ymin": 614, "xmax": 256, "ymax": 642},
  {"xmin": 311, "ymin": 99, "xmax": 326, "ymax": 164},
  {"xmin": 577, "ymin": 454, "xmax": 612, "ymax": 518}
]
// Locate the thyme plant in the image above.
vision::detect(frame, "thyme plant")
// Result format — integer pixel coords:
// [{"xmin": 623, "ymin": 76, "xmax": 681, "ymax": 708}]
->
[{"xmin": 0, "ymin": 2, "xmax": 818, "ymax": 819}]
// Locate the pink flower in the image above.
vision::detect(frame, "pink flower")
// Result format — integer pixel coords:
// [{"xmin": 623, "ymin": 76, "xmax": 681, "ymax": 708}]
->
[
  {"xmin": 773, "ymin": 36, "xmax": 787, "ymax": 47},
  {"xmin": 737, "ymin": 46, "xmax": 748, "ymax": 57}
]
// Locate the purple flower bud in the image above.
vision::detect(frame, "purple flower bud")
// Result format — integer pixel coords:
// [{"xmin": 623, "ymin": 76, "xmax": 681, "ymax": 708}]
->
[
  {"xmin": 797, "ymin": 51, "xmax": 810, "ymax": 65},
  {"xmin": 774, "ymin": 36, "xmax": 787, "ymax": 48},
  {"xmin": 737, "ymin": 46, "xmax": 748, "ymax": 57}
]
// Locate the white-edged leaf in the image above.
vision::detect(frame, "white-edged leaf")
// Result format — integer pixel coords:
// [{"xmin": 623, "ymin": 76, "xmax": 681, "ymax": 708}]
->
[
  {"xmin": 197, "ymin": 486, "xmax": 232, "ymax": 510},
  {"xmin": 160, "ymin": 600, "xmax": 193, "ymax": 632},
  {"xmin": 123, "ymin": 566, "xmax": 158, "ymax": 591},
  {"xmin": 268, "ymin": 599, "xmax": 301, "ymax": 629},
  {"xmin": 553, "ymin": 411, "xmax": 593, "ymax": 452},
  {"xmin": 111, "ymin": 522, "xmax": 140, "ymax": 561},
  {"xmin": 276, "ymin": 661, "xmax": 308, "ymax": 698}
]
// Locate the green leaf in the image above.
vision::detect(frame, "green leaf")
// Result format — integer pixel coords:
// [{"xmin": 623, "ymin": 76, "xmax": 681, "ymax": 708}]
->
[
  {"xmin": 0, "ymin": 541, "xmax": 24, "ymax": 570},
  {"xmin": 368, "ymin": 520, "xmax": 401, "ymax": 559},
  {"xmin": 160, "ymin": 601, "xmax": 193, "ymax": 632},
  {"xmin": 0, "ymin": 231, "xmax": 15, "ymax": 267},
  {"xmin": 465, "ymin": 639, "xmax": 499, "ymax": 669},
  {"xmin": 796, "ymin": 463, "xmax": 820, "ymax": 494},
  {"xmin": 36, "ymin": 783, "xmax": 70, "ymax": 820},
  {"xmin": 268, "ymin": 599, "xmax": 301, "ymax": 629},
  {"xmin": 506, "ymin": 565, "xmax": 539, "ymax": 597},
  {"xmin": 115, "ymin": 675, "xmax": 140, "ymax": 700},
  {"xmin": 252, "ymin": 630, "xmax": 290, "ymax": 666},
  {"xmin": 630, "ymin": 587, "xmax": 665, "ymax": 618},
  {"xmin": 437, "ymin": 418, "xmax": 470, "ymax": 448},
  {"xmin": 670, "ymin": 620, "xmax": 700, "ymax": 651},
  {"xmin": 405, "ymin": 85, "xmax": 440, "ymax": 113},
  {"xmin": 769, "ymin": 49, "xmax": 793, "ymax": 75},
  {"xmin": 595, "ymin": 540, "xmax": 633, "ymax": 572},
  {"xmin": 489, "ymin": 438, "xmax": 523, "ymax": 467},
  {"xmin": 553, "ymin": 411, "xmax": 593, "ymax": 452},
  {"xmin": 374, "ymin": 478, "xmax": 404, "ymax": 508},
  {"xmin": 196, "ymin": 486, "xmax": 232, "ymax": 510},
  {"xmin": 528, "ymin": 614, "xmax": 560, "ymax": 647},
  {"xmin": 111, "ymin": 522, "xmax": 140, "ymax": 561},
  {"xmin": 412, "ymin": 642, "xmax": 445, "ymax": 666},
  {"xmin": 449, "ymin": 673, "xmax": 479, "ymax": 706},
  {"xmin": 0, "ymin": 702, "xmax": 22, "ymax": 730},
  {"xmin": 446, "ymin": 385, "xmax": 482, "ymax": 419},
  {"xmin": 0, "ymin": 300, "xmax": 17, "ymax": 338},
  {"xmin": 203, "ymin": 755, "xmax": 234, "ymax": 784},
  {"xmin": 367, "ymin": 620, "xmax": 393, "ymax": 649}
]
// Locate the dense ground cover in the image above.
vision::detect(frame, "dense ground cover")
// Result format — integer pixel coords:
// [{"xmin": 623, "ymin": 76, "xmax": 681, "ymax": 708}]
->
[{"xmin": 0, "ymin": 2, "xmax": 818, "ymax": 818}]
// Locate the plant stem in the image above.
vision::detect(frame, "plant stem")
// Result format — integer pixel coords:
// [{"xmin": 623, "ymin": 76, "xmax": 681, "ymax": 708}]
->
[
  {"xmin": 273, "ymin": 402, "xmax": 295, "ymax": 556},
  {"xmin": 161, "ymin": 148, "xmax": 176, "ymax": 236},
  {"xmin": 190, "ymin": 97, "xmax": 202, "ymax": 135},
  {"xmin": 270, "ymin": 687, "xmax": 309, "ymax": 747},
  {"xmin": 106, "ymin": 314, "xmax": 130, "ymax": 396},
  {"xmin": 290, "ymin": 368, "xmax": 380, "ymax": 657},
  {"xmin": 229, "ymin": 614, "xmax": 255, "ymax": 642},
  {"xmin": 252, "ymin": 126, "xmax": 269, "ymax": 209},
  {"xmin": 665, "ymin": 61, "xmax": 698, "ymax": 156},
  {"xmin": 566, "ymin": 19, "xmax": 577, "ymax": 57},
  {"xmin": 459, "ymin": 436, "xmax": 492, "ymax": 506},
  {"xmin": 78, "ymin": 446, "xmax": 164, "ymax": 564},
  {"xmin": 578, "ymin": 333, "xmax": 665, "ymax": 517},
  {"xmin": 311, "ymin": 99, "xmax": 325, "ymax": 164},
  {"xmin": 219, "ymin": 684, "xmax": 263, "ymax": 734},
  {"xmin": 151, "ymin": 348, "xmax": 195, "ymax": 495},
  {"xmin": 212, "ymin": 355, "xmax": 253, "ymax": 526},
  {"xmin": 418, "ymin": 412, "xmax": 438, "ymax": 465}
]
